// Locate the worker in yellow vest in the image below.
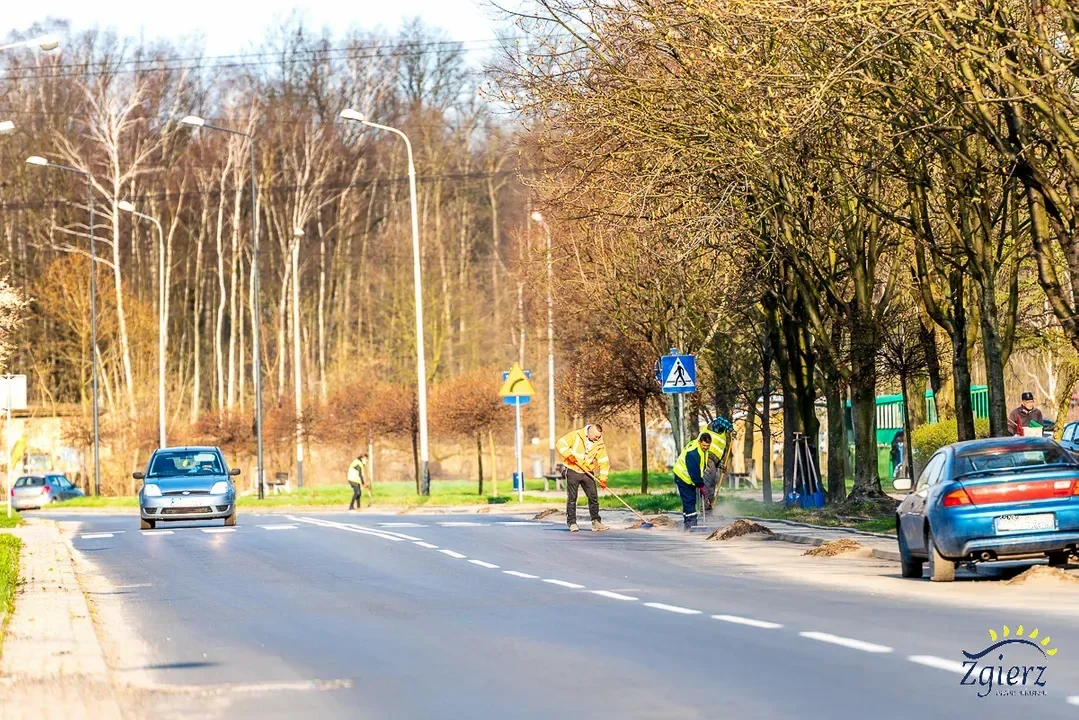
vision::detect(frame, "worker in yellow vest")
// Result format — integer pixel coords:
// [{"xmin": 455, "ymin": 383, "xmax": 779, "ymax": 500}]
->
[
  {"xmin": 673, "ymin": 433, "xmax": 712, "ymax": 531},
  {"xmin": 700, "ymin": 417, "xmax": 732, "ymax": 509},
  {"xmin": 347, "ymin": 454, "xmax": 369, "ymax": 511},
  {"xmin": 556, "ymin": 424, "xmax": 610, "ymax": 532}
]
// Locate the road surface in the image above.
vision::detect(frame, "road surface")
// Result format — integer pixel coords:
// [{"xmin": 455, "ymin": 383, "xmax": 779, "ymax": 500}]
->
[{"xmin": 47, "ymin": 512, "xmax": 1079, "ymax": 719}]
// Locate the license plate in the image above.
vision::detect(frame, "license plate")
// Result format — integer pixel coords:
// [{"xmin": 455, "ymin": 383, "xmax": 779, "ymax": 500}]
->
[
  {"xmin": 170, "ymin": 496, "xmax": 206, "ymax": 508},
  {"xmin": 994, "ymin": 513, "xmax": 1056, "ymax": 533}
]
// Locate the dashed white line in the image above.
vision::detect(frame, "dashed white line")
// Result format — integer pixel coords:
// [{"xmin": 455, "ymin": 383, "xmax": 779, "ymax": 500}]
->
[
  {"xmin": 591, "ymin": 590, "xmax": 638, "ymax": 601},
  {"xmin": 907, "ymin": 655, "xmax": 966, "ymax": 674},
  {"xmin": 643, "ymin": 603, "xmax": 702, "ymax": 615},
  {"xmin": 543, "ymin": 579, "xmax": 585, "ymax": 589},
  {"xmin": 712, "ymin": 615, "xmax": 783, "ymax": 629},
  {"xmin": 378, "ymin": 522, "xmax": 428, "ymax": 528},
  {"xmin": 258, "ymin": 524, "xmax": 298, "ymax": 530},
  {"xmin": 81, "ymin": 533, "xmax": 114, "ymax": 539},
  {"xmin": 438, "ymin": 521, "xmax": 483, "ymax": 527},
  {"xmin": 438, "ymin": 549, "xmax": 467, "ymax": 559},
  {"xmin": 413, "ymin": 541, "xmax": 439, "ymax": 549},
  {"xmin": 292, "ymin": 516, "xmax": 405, "ymax": 541},
  {"xmin": 1066, "ymin": 696, "xmax": 1079, "ymax": 706},
  {"xmin": 140, "ymin": 530, "xmax": 174, "ymax": 536},
  {"xmin": 201, "ymin": 528, "xmax": 237, "ymax": 534},
  {"xmin": 495, "ymin": 521, "xmax": 535, "ymax": 526},
  {"xmin": 800, "ymin": 632, "xmax": 892, "ymax": 653},
  {"xmin": 468, "ymin": 560, "xmax": 500, "ymax": 569},
  {"xmin": 503, "ymin": 571, "xmax": 538, "ymax": 579}
]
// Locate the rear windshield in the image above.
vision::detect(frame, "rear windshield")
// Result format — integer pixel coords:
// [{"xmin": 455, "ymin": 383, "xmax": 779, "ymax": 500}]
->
[
  {"xmin": 148, "ymin": 451, "xmax": 224, "ymax": 477},
  {"xmin": 954, "ymin": 445, "xmax": 1077, "ymax": 477},
  {"xmin": 15, "ymin": 476, "xmax": 45, "ymax": 487}
]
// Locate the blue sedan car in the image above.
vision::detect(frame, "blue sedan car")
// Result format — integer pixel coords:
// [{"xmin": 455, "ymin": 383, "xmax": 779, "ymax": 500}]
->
[{"xmin": 895, "ymin": 437, "xmax": 1079, "ymax": 582}]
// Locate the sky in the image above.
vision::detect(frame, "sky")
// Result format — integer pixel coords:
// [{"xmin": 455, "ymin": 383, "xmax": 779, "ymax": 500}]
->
[{"xmin": 6, "ymin": 0, "xmax": 507, "ymax": 55}]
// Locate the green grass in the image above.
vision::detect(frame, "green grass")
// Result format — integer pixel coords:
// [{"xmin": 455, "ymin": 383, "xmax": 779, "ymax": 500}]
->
[
  {"xmin": 714, "ymin": 496, "xmax": 897, "ymax": 534},
  {"xmin": 0, "ymin": 533, "xmax": 21, "ymax": 652},
  {"xmin": 0, "ymin": 511, "xmax": 22, "ymax": 529}
]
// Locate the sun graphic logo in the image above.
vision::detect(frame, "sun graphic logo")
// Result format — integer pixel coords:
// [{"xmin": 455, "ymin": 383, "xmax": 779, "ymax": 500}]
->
[{"xmin": 961, "ymin": 625, "xmax": 1057, "ymax": 698}]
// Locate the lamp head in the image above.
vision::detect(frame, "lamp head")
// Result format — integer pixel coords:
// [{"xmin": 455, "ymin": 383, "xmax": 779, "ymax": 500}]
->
[
  {"xmin": 26, "ymin": 156, "xmax": 48, "ymax": 166},
  {"xmin": 0, "ymin": 121, "xmax": 14, "ymax": 135},
  {"xmin": 35, "ymin": 34, "xmax": 60, "ymax": 51},
  {"xmin": 117, "ymin": 200, "xmax": 136, "ymax": 213},
  {"xmin": 180, "ymin": 115, "xmax": 206, "ymax": 128},
  {"xmin": 530, "ymin": 211, "xmax": 544, "ymax": 223},
  {"xmin": 339, "ymin": 109, "xmax": 366, "ymax": 123}
]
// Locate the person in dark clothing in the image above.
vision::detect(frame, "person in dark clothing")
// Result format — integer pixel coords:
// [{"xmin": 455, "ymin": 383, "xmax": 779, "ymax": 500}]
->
[
  {"xmin": 890, "ymin": 430, "xmax": 905, "ymax": 478},
  {"xmin": 347, "ymin": 454, "xmax": 368, "ymax": 511},
  {"xmin": 1008, "ymin": 391, "xmax": 1044, "ymax": 436},
  {"xmin": 673, "ymin": 433, "xmax": 712, "ymax": 531}
]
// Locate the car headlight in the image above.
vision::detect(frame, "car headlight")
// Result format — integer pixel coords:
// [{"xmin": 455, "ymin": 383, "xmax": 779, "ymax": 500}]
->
[
  {"xmin": 210, "ymin": 481, "xmax": 230, "ymax": 495},
  {"xmin": 143, "ymin": 483, "xmax": 162, "ymax": 497}
]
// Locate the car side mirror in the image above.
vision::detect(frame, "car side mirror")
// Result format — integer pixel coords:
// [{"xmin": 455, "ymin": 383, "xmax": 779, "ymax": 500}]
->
[
  {"xmin": 892, "ymin": 476, "xmax": 912, "ymax": 492},
  {"xmin": 230, "ymin": 468, "xmax": 241, "ymax": 476},
  {"xmin": 132, "ymin": 471, "xmax": 145, "ymax": 480}
]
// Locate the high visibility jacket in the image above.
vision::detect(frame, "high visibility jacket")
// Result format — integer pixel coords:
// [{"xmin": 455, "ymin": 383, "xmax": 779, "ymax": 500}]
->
[
  {"xmin": 347, "ymin": 458, "xmax": 367, "ymax": 483},
  {"xmin": 694, "ymin": 430, "xmax": 729, "ymax": 465},
  {"xmin": 673, "ymin": 440, "xmax": 707, "ymax": 487},
  {"xmin": 556, "ymin": 427, "xmax": 610, "ymax": 480}
]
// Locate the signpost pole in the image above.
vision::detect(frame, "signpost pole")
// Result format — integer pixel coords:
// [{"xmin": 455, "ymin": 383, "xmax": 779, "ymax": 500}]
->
[
  {"xmin": 5, "ymin": 401, "xmax": 10, "ymax": 519},
  {"xmin": 515, "ymin": 398, "xmax": 523, "ymax": 503}
]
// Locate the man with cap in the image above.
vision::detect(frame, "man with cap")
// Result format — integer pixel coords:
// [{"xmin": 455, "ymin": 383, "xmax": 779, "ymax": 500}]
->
[
  {"xmin": 1007, "ymin": 392, "xmax": 1044, "ymax": 436},
  {"xmin": 673, "ymin": 432, "xmax": 713, "ymax": 531}
]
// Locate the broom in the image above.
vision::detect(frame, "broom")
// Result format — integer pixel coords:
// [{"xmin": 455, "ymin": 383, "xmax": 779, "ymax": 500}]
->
[{"xmin": 577, "ymin": 467, "xmax": 654, "ymax": 529}]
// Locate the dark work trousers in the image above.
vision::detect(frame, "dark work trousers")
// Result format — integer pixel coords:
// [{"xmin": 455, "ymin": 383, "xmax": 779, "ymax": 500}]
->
[
  {"xmin": 676, "ymin": 480, "xmax": 700, "ymax": 530},
  {"xmin": 565, "ymin": 469, "xmax": 601, "ymax": 527},
  {"xmin": 349, "ymin": 481, "xmax": 364, "ymax": 510}
]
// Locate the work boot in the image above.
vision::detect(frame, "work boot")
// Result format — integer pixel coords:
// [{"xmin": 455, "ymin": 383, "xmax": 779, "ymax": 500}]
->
[
  {"xmin": 592, "ymin": 520, "xmax": 609, "ymax": 532},
  {"xmin": 568, "ymin": 523, "xmax": 580, "ymax": 532}
]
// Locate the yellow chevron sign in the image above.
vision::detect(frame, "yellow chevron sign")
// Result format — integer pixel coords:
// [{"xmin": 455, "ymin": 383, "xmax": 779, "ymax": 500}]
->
[{"xmin": 498, "ymin": 362, "xmax": 536, "ymax": 398}]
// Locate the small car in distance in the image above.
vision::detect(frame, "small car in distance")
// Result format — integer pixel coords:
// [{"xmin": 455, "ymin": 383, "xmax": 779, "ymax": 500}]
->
[
  {"xmin": 135, "ymin": 446, "xmax": 239, "ymax": 529},
  {"xmin": 11, "ymin": 473, "xmax": 84, "ymax": 510},
  {"xmin": 895, "ymin": 437, "xmax": 1079, "ymax": 582}
]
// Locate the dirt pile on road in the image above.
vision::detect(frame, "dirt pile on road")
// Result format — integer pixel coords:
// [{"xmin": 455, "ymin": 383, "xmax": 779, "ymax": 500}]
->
[
  {"xmin": 803, "ymin": 539, "xmax": 868, "ymax": 557},
  {"xmin": 533, "ymin": 509, "xmax": 564, "ymax": 520},
  {"xmin": 1004, "ymin": 565, "xmax": 1079, "ymax": 587},
  {"xmin": 626, "ymin": 515, "xmax": 676, "ymax": 529},
  {"xmin": 707, "ymin": 520, "xmax": 775, "ymax": 541}
]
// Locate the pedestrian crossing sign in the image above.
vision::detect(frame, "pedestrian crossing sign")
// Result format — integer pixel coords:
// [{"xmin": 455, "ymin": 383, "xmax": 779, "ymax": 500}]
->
[
  {"xmin": 660, "ymin": 353, "xmax": 696, "ymax": 394},
  {"xmin": 499, "ymin": 362, "xmax": 536, "ymax": 399}
]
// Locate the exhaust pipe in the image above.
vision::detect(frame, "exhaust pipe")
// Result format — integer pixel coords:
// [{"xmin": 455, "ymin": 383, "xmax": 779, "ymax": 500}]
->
[{"xmin": 979, "ymin": 551, "xmax": 996, "ymax": 562}]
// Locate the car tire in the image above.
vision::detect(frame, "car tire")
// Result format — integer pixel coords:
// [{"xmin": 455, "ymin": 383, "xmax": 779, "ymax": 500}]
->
[
  {"xmin": 224, "ymin": 510, "xmax": 237, "ymax": 527},
  {"xmin": 897, "ymin": 524, "xmax": 924, "ymax": 579},
  {"xmin": 926, "ymin": 529, "xmax": 956, "ymax": 583},
  {"xmin": 140, "ymin": 518, "xmax": 155, "ymax": 530},
  {"xmin": 1047, "ymin": 551, "xmax": 1070, "ymax": 568}
]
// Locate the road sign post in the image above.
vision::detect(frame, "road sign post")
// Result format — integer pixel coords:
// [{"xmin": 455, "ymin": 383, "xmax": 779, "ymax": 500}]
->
[
  {"xmin": 0, "ymin": 375, "xmax": 27, "ymax": 520},
  {"xmin": 499, "ymin": 363, "xmax": 537, "ymax": 503}
]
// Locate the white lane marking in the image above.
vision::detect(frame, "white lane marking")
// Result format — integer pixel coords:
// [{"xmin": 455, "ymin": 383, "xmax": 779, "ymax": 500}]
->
[
  {"xmin": 292, "ymin": 517, "xmax": 405, "ymax": 542},
  {"xmin": 222, "ymin": 679, "xmax": 353, "ymax": 694},
  {"xmin": 800, "ymin": 632, "xmax": 892, "ymax": 653},
  {"xmin": 907, "ymin": 655, "xmax": 967, "ymax": 674},
  {"xmin": 496, "ymin": 521, "xmax": 535, "ymax": 526},
  {"xmin": 439, "ymin": 549, "xmax": 467, "ymax": 559},
  {"xmin": 643, "ymin": 603, "xmax": 702, "ymax": 615},
  {"xmin": 712, "ymin": 615, "xmax": 783, "ymax": 629},
  {"xmin": 542, "ymin": 579, "xmax": 585, "ymax": 589},
  {"xmin": 201, "ymin": 528, "xmax": 237, "ymax": 534},
  {"xmin": 1066, "ymin": 696, "xmax": 1079, "ymax": 706},
  {"xmin": 378, "ymin": 522, "xmax": 428, "ymax": 528},
  {"xmin": 503, "ymin": 571, "xmax": 538, "ymax": 579},
  {"xmin": 591, "ymin": 590, "xmax": 638, "ymax": 601},
  {"xmin": 413, "ymin": 541, "xmax": 439, "ymax": 549},
  {"xmin": 81, "ymin": 533, "xmax": 114, "ymax": 539},
  {"xmin": 468, "ymin": 560, "xmax": 500, "ymax": 569},
  {"xmin": 258, "ymin": 524, "xmax": 298, "ymax": 530},
  {"xmin": 438, "ymin": 521, "xmax": 483, "ymax": 527},
  {"xmin": 140, "ymin": 530, "xmax": 174, "ymax": 536}
]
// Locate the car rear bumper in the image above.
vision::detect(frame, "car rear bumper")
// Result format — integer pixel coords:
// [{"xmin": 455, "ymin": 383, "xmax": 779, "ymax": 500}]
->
[
  {"xmin": 141, "ymin": 493, "xmax": 234, "ymax": 520},
  {"xmin": 958, "ymin": 532, "xmax": 1079, "ymax": 559},
  {"xmin": 11, "ymin": 495, "xmax": 49, "ymax": 510}
]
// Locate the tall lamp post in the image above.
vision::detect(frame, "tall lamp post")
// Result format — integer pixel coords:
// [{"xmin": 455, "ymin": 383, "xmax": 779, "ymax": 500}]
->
[
  {"xmin": 530, "ymin": 212, "xmax": 557, "ymax": 476},
  {"xmin": 339, "ymin": 108, "xmax": 431, "ymax": 494},
  {"xmin": 26, "ymin": 155, "xmax": 101, "ymax": 496},
  {"xmin": 180, "ymin": 115, "xmax": 265, "ymax": 499},
  {"xmin": 118, "ymin": 200, "xmax": 167, "ymax": 448},
  {"xmin": 0, "ymin": 34, "xmax": 60, "ymax": 53}
]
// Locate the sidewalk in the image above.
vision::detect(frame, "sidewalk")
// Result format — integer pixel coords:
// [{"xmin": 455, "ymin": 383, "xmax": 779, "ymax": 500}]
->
[
  {"xmin": 741, "ymin": 517, "xmax": 900, "ymax": 562},
  {"xmin": 0, "ymin": 520, "xmax": 122, "ymax": 720}
]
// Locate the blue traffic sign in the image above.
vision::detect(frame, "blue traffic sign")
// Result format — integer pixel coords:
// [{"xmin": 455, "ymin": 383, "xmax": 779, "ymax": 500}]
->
[
  {"xmin": 659, "ymin": 352, "xmax": 696, "ymax": 394},
  {"xmin": 502, "ymin": 369, "xmax": 532, "ymax": 405}
]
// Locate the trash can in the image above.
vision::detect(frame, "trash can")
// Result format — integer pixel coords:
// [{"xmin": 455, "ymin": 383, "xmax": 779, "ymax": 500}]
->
[{"xmin": 512, "ymin": 472, "xmax": 524, "ymax": 492}]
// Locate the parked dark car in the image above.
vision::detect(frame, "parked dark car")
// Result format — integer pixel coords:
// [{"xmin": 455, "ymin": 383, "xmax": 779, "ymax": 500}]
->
[{"xmin": 895, "ymin": 437, "xmax": 1079, "ymax": 582}]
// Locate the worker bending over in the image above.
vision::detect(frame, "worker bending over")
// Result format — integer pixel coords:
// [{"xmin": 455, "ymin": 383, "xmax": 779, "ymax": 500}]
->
[
  {"xmin": 700, "ymin": 417, "xmax": 733, "ymax": 509},
  {"xmin": 674, "ymin": 433, "xmax": 713, "ymax": 531},
  {"xmin": 556, "ymin": 424, "xmax": 611, "ymax": 533}
]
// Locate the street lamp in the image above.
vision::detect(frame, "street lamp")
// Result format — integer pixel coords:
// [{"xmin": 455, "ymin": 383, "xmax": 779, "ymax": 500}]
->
[
  {"xmin": 291, "ymin": 228, "xmax": 304, "ymax": 488},
  {"xmin": 26, "ymin": 155, "xmax": 101, "ymax": 496},
  {"xmin": 0, "ymin": 34, "xmax": 60, "ymax": 53},
  {"xmin": 530, "ymin": 211, "xmax": 557, "ymax": 476},
  {"xmin": 339, "ymin": 108, "xmax": 431, "ymax": 494},
  {"xmin": 181, "ymin": 114, "xmax": 266, "ymax": 499},
  {"xmin": 118, "ymin": 200, "xmax": 167, "ymax": 449},
  {"xmin": 0, "ymin": 121, "xmax": 14, "ymax": 135}
]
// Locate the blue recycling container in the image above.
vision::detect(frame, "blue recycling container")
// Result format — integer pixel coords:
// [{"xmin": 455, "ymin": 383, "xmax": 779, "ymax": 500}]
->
[{"xmin": 512, "ymin": 472, "xmax": 523, "ymax": 492}]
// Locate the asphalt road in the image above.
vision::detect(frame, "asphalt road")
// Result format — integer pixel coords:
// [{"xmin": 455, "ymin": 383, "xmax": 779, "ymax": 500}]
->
[{"xmin": 50, "ymin": 511, "xmax": 1079, "ymax": 719}]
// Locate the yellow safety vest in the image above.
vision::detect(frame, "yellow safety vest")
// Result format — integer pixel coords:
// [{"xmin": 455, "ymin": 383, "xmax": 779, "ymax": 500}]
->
[
  {"xmin": 673, "ymin": 440, "xmax": 707, "ymax": 486},
  {"xmin": 347, "ymin": 458, "xmax": 367, "ymax": 483},
  {"xmin": 556, "ymin": 427, "xmax": 610, "ymax": 480}
]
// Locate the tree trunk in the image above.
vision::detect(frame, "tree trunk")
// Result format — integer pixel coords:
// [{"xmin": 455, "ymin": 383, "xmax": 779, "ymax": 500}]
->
[
  {"xmin": 743, "ymin": 394, "xmax": 756, "ymax": 486},
  {"xmin": 317, "ymin": 213, "xmax": 328, "ymax": 404},
  {"xmin": 825, "ymin": 377, "xmax": 847, "ymax": 503},
  {"xmin": 489, "ymin": 427, "xmax": 498, "ymax": 498},
  {"xmin": 950, "ymin": 271, "xmax": 976, "ymax": 440},
  {"xmin": 761, "ymin": 351, "xmax": 773, "ymax": 504},
  {"xmin": 412, "ymin": 426, "xmax": 420, "ymax": 494},
  {"xmin": 638, "ymin": 395, "xmax": 649, "ymax": 494},
  {"xmin": 849, "ymin": 330, "xmax": 882, "ymax": 500},
  {"xmin": 292, "ymin": 240, "xmax": 304, "ymax": 488},
  {"xmin": 477, "ymin": 433, "xmax": 484, "ymax": 495},
  {"xmin": 979, "ymin": 288, "xmax": 1008, "ymax": 437},
  {"xmin": 899, "ymin": 370, "xmax": 914, "ymax": 481}
]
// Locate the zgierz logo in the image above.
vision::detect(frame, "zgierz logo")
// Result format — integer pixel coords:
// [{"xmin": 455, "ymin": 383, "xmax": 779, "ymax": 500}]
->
[{"xmin": 961, "ymin": 625, "xmax": 1057, "ymax": 698}]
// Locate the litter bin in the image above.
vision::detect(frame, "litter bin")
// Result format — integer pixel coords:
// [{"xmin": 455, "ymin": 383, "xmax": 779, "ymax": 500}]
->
[{"xmin": 512, "ymin": 472, "xmax": 524, "ymax": 492}]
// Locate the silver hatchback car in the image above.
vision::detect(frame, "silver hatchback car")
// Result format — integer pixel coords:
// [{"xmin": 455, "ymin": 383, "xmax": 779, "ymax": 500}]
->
[
  {"xmin": 11, "ymin": 473, "xmax": 84, "ymax": 510},
  {"xmin": 135, "ymin": 446, "xmax": 239, "ymax": 529}
]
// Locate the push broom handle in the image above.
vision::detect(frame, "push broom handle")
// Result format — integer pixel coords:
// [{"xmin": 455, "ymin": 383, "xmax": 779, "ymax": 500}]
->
[{"xmin": 577, "ymin": 467, "xmax": 651, "ymax": 524}]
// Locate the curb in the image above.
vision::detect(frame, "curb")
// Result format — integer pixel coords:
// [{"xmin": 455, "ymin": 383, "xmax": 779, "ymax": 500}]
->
[
  {"xmin": 741, "ymin": 515, "xmax": 895, "ymax": 539},
  {"xmin": 769, "ymin": 531, "xmax": 900, "ymax": 563}
]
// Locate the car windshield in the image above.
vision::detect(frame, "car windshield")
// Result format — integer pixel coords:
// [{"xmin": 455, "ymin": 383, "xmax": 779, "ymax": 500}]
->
[
  {"xmin": 148, "ymin": 451, "xmax": 224, "ymax": 477},
  {"xmin": 14, "ymin": 476, "xmax": 45, "ymax": 487},
  {"xmin": 954, "ymin": 445, "xmax": 1078, "ymax": 478}
]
